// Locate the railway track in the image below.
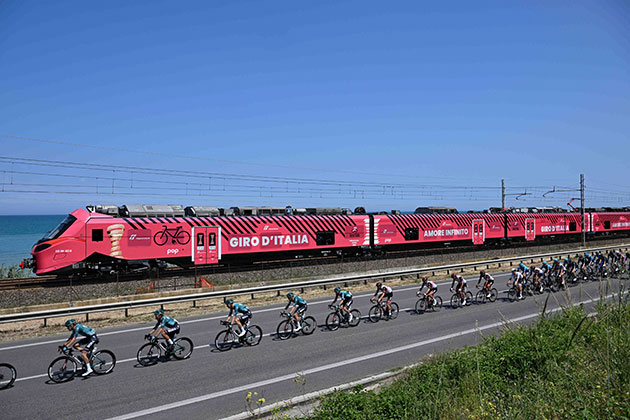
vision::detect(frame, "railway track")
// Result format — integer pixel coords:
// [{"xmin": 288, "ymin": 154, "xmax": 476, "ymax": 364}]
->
[{"xmin": 1, "ymin": 238, "xmax": 627, "ymax": 292}]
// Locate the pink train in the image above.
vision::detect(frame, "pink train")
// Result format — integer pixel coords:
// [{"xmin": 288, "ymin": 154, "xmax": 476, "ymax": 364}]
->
[{"xmin": 21, "ymin": 204, "xmax": 630, "ymax": 276}]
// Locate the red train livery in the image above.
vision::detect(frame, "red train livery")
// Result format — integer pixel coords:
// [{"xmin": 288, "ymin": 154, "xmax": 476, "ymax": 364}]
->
[{"xmin": 22, "ymin": 205, "xmax": 630, "ymax": 276}]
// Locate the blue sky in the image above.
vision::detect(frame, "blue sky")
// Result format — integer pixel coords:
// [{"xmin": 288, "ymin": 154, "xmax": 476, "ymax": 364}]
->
[{"xmin": 1, "ymin": 1, "xmax": 629, "ymax": 215}]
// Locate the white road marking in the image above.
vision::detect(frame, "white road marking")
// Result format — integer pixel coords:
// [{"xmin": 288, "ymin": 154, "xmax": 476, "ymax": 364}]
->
[{"xmin": 104, "ymin": 292, "xmax": 613, "ymax": 420}]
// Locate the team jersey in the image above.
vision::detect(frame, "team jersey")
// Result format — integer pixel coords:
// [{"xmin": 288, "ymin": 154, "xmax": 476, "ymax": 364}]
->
[
  {"xmin": 291, "ymin": 296, "xmax": 307, "ymax": 306},
  {"xmin": 426, "ymin": 281, "xmax": 438, "ymax": 290},
  {"xmin": 483, "ymin": 274, "xmax": 494, "ymax": 282},
  {"xmin": 70, "ymin": 324, "xmax": 95, "ymax": 339},
  {"xmin": 230, "ymin": 303, "xmax": 250, "ymax": 315},
  {"xmin": 339, "ymin": 291, "xmax": 352, "ymax": 300},
  {"xmin": 157, "ymin": 315, "xmax": 178, "ymax": 329},
  {"xmin": 510, "ymin": 272, "xmax": 524, "ymax": 283},
  {"xmin": 518, "ymin": 263, "xmax": 529, "ymax": 272},
  {"xmin": 380, "ymin": 285, "xmax": 393, "ymax": 294}
]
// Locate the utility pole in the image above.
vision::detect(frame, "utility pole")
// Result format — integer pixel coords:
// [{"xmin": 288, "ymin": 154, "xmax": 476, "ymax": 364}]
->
[
  {"xmin": 581, "ymin": 173, "xmax": 585, "ymax": 247},
  {"xmin": 501, "ymin": 179, "xmax": 505, "ymax": 210}
]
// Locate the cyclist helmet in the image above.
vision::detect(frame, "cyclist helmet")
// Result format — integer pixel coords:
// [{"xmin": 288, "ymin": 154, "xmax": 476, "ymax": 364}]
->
[
  {"xmin": 153, "ymin": 309, "xmax": 164, "ymax": 317},
  {"xmin": 64, "ymin": 319, "xmax": 76, "ymax": 327},
  {"xmin": 376, "ymin": 282, "xmax": 382, "ymax": 289},
  {"xmin": 421, "ymin": 276, "xmax": 428, "ymax": 283},
  {"xmin": 451, "ymin": 273, "xmax": 457, "ymax": 279},
  {"xmin": 479, "ymin": 270, "xmax": 485, "ymax": 276},
  {"xmin": 286, "ymin": 292, "xmax": 294, "ymax": 299},
  {"xmin": 511, "ymin": 268, "xmax": 516, "ymax": 273},
  {"xmin": 225, "ymin": 298, "xmax": 234, "ymax": 306},
  {"xmin": 334, "ymin": 286, "xmax": 341, "ymax": 294}
]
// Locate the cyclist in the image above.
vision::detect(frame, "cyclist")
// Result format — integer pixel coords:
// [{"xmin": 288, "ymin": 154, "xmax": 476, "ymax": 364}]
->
[
  {"xmin": 225, "ymin": 298, "xmax": 252, "ymax": 337},
  {"xmin": 329, "ymin": 286, "xmax": 354, "ymax": 322},
  {"xmin": 476, "ymin": 270, "xmax": 494, "ymax": 298},
  {"xmin": 284, "ymin": 292, "xmax": 307, "ymax": 331},
  {"xmin": 508, "ymin": 268, "xmax": 524, "ymax": 300},
  {"xmin": 532, "ymin": 266, "xmax": 544, "ymax": 293},
  {"xmin": 62, "ymin": 318, "xmax": 99, "ymax": 376},
  {"xmin": 372, "ymin": 282, "xmax": 393, "ymax": 317},
  {"xmin": 417, "ymin": 276, "xmax": 438, "ymax": 306},
  {"xmin": 450, "ymin": 273, "xmax": 468, "ymax": 306},
  {"xmin": 517, "ymin": 263, "xmax": 530, "ymax": 279},
  {"xmin": 146, "ymin": 309, "xmax": 180, "ymax": 353}
]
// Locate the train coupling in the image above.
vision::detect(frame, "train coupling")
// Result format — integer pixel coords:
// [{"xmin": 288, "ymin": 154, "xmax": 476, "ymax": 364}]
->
[{"xmin": 20, "ymin": 258, "xmax": 34, "ymax": 270}]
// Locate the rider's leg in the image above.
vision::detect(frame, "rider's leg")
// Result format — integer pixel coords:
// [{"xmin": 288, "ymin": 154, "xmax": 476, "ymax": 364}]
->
[
  {"xmin": 159, "ymin": 329, "xmax": 173, "ymax": 345},
  {"xmin": 235, "ymin": 318, "xmax": 245, "ymax": 336}
]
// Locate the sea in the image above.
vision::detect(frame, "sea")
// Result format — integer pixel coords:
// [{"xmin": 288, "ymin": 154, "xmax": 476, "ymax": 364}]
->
[{"xmin": 0, "ymin": 215, "xmax": 65, "ymax": 269}]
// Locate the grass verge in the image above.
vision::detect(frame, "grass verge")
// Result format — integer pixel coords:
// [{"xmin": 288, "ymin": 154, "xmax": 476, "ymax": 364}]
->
[{"xmin": 299, "ymin": 291, "xmax": 630, "ymax": 420}]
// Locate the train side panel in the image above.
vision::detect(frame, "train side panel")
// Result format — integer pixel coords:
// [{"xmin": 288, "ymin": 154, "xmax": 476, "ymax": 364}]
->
[
  {"xmin": 590, "ymin": 212, "xmax": 630, "ymax": 233},
  {"xmin": 506, "ymin": 213, "xmax": 583, "ymax": 240}
]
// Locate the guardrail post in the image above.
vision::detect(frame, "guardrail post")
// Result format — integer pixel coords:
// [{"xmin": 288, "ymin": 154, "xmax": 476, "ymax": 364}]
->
[
  {"xmin": 160, "ymin": 304, "xmax": 164, "ymax": 310},
  {"xmin": 323, "ymin": 285, "xmax": 326, "ymax": 290},
  {"xmin": 43, "ymin": 318, "xmax": 47, "ymax": 327},
  {"xmin": 192, "ymin": 300, "xmax": 196, "ymax": 308},
  {"xmin": 85, "ymin": 313, "xmax": 89, "ymax": 322},
  {"xmin": 125, "ymin": 308, "xmax": 129, "ymax": 317},
  {"xmin": 446, "ymin": 270, "xmax": 450, "ymax": 275},
  {"xmin": 460, "ymin": 268, "xmax": 464, "ymax": 273},
  {"xmin": 432, "ymin": 271, "xmax": 435, "ymax": 276},
  {"xmin": 300, "ymin": 287, "xmax": 304, "ymax": 294},
  {"xmin": 344, "ymin": 282, "xmax": 348, "ymax": 287},
  {"xmin": 251, "ymin": 293, "xmax": 255, "ymax": 300},
  {"xmin": 364, "ymin": 279, "xmax": 367, "ymax": 285},
  {"xmin": 498, "ymin": 263, "xmax": 501, "ymax": 267},
  {"xmin": 277, "ymin": 290, "xmax": 281, "ymax": 297}
]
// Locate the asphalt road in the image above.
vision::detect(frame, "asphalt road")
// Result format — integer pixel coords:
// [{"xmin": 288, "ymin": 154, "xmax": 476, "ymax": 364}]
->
[{"xmin": 0, "ymin": 272, "xmax": 625, "ymax": 420}]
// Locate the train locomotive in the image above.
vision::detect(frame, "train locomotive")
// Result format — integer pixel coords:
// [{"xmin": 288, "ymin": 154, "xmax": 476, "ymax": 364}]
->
[{"xmin": 21, "ymin": 204, "xmax": 630, "ymax": 276}]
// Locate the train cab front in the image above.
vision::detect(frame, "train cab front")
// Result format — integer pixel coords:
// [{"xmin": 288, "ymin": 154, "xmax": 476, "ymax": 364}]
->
[{"xmin": 26, "ymin": 210, "xmax": 88, "ymax": 275}]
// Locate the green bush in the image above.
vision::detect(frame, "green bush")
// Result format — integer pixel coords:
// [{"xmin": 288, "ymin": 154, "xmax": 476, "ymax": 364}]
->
[{"xmin": 304, "ymin": 297, "xmax": 630, "ymax": 420}]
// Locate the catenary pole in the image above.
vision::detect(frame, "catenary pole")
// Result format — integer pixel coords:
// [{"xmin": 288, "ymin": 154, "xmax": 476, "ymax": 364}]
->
[{"xmin": 581, "ymin": 173, "xmax": 585, "ymax": 246}]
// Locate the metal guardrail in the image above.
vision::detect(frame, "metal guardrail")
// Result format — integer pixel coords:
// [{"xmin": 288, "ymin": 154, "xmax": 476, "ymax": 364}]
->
[{"xmin": 1, "ymin": 243, "xmax": 627, "ymax": 325}]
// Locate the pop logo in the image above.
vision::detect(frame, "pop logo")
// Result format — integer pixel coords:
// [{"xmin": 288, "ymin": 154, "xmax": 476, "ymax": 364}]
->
[{"xmin": 167, "ymin": 249, "xmax": 180, "ymax": 255}]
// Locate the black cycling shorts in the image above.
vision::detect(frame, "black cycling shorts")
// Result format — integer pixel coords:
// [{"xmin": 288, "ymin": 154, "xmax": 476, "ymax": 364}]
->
[
  {"xmin": 342, "ymin": 297, "xmax": 353, "ymax": 308},
  {"xmin": 163, "ymin": 324, "xmax": 180, "ymax": 338},
  {"xmin": 79, "ymin": 334, "xmax": 99, "ymax": 352},
  {"xmin": 296, "ymin": 303, "xmax": 307, "ymax": 315}
]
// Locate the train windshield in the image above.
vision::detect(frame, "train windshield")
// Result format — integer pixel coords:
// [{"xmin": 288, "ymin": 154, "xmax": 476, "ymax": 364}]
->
[{"xmin": 40, "ymin": 215, "xmax": 77, "ymax": 242}]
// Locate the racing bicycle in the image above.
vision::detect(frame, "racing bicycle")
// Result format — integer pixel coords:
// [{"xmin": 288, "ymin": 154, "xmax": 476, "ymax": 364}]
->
[
  {"xmin": 276, "ymin": 311, "xmax": 316, "ymax": 340},
  {"xmin": 368, "ymin": 298, "xmax": 399, "ymax": 322},
  {"xmin": 325, "ymin": 304, "xmax": 361, "ymax": 330},
  {"xmin": 475, "ymin": 285, "xmax": 498, "ymax": 304},
  {"xmin": 450, "ymin": 289, "xmax": 473, "ymax": 308},
  {"xmin": 0, "ymin": 363, "xmax": 16, "ymax": 390},
  {"xmin": 214, "ymin": 320, "xmax": 262, "ymax": 351},
  {"xmin": 136, "ymin": 335, "xmax": 194, "ymax": 366},
  {"xmin": 48, "ymin": 346, "xmax": 116, "ymax": 383},
  {"xmin": 414, "ymin": 294, "xmax": 442, "ymax": 314}
]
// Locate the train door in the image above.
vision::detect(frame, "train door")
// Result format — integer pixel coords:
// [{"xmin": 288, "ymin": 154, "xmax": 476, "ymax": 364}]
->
[
  {"xmin": 525, "ymin": 219, "xmax": 535, "ymax": 241},
  {"xmin": 192, "ymin": 226, "xmax": 221, "ymax": 265},
  {"xmin": 472, "ymin": 220, "xmax": 485, "ymax": 244}
]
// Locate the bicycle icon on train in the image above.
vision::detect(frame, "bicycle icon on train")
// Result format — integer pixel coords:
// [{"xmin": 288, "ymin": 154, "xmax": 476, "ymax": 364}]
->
[{"xmin": 153, "ymin": 225, "xmax": 191, "ymax": 246}]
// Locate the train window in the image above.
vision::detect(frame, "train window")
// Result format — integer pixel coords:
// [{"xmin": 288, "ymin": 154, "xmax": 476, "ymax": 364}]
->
[
  {"xmin": 474, "ymin": 225, "xmax": 478, "ymax": 234},
  {"xmin": 316, "ymin": 231, "xmax": 335, "ymax": 246},
  {"xmin": 92, "ymin": 229, "xmax": 103, "ymax": 242},
  {"xmin": 41, "ymin": 215, "xmax": 77, "ymax": 241},
  {"xmin": 479, "ymin": 224, "xmax": 483, "ymax": 233},
  {"xmin": 604, "ymin": 221, "xmax": 611, "ymax": 230},
  {"xmin": 404, "ymin": 228, "xmax": 419, "ymax": 241},
  {"xmin": 569, "ymin": 222, "xmax": 577, "ymax": 232}
]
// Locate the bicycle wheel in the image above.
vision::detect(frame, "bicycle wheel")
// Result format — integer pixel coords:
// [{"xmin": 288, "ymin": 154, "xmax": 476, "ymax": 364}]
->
[
  {"xmin": 433, "ymin": 296, "xmax": 443, "ymax": 312},
  {"xmin": 153, "ymin": 231, "xmax": 168, "ymax": 246},
  {"xmin": 48, "ymin": 356, "xmax": 77, "ymax": 383},
  {"xmin": 415, "ymin": 298, "xmax": 427, "ymax": 314},
  {"xmin": 389, "ymin": 302, "xmax": 399, "ymax": 319},
  {"xmin": 475, "ymin": 290, "xmax": 486, "ymax": 304},
  {"xmin": 326, "ymin": 312, "xmax": 340, "ymax": 331},
  {"xmin": 507, "ymin": 289, "xmax": 516, "ymax": 302},
  {"xmin": 465, "ymin": 292, "xmax": 473, "ymax": 306},
  {"xmin": 0, "ymin": 363, "xmax": 16, "ymax": 390},
  {"xmin": 176, "ymin": 230, "xmax": 191, "ymax": 245},
  {"xmin": 137, "ymin": 343, "xmax": 161, "ymax": 366},
  {"xmin": 214, "ymin": 329, "xmax": 236, "ymax": 352},
  {"xmin": 172, "ymin": 337, "xmax": 194, "ymax": 360},
  {"xmin": 301, "ymin": 316, "xmax": 316, "ymax": 335},
  {"xmin": 368, "ymin": 305, "xmax": 382, "ymax": 323},
  {"xmin": 277, "ymin": 320, "xmax": 293, "ymax": 340},
  {"xmin": 245, "ymin": 325, "xmax": 263, "ymax": 347},
  {"xmin": 450, "ymin": 294, "xmax": 460, "ymax": 308},
  {"xmin": 348, "ymin": 309, "xmax": 361, "ymax": 327},
  {"xmin": 489, "ymin": 288, "xmax": 498, "ymax": 302},
  {"xmin": 91, "ymin": 350, "xmax": 116, "ymax": 375}
]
